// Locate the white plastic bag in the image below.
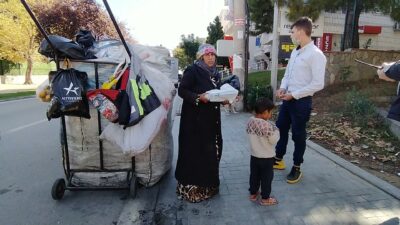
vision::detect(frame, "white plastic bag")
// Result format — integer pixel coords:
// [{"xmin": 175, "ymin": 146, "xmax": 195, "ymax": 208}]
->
[
  {"xmin": 36, "ymin": 79, "xmax": 51, "ymax": 102},
  {"xmin": 206, "ymin": 83, "xmax": 239, "ymax": 103}
]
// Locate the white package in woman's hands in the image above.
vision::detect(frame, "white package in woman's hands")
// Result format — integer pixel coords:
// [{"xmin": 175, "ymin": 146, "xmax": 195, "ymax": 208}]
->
[{"xmin": 206, "ymin": 84, "xmax": 239, "ymax": 103}]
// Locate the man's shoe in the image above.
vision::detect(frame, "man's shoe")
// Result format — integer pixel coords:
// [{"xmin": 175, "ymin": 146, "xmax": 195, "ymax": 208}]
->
[
  {"xmin": 287, "ymin": 166, "xmax": 302, "ymax": 184},
  {"xmin": 273, "ymin": 159, "xmax": 286, "ymax": 170}
]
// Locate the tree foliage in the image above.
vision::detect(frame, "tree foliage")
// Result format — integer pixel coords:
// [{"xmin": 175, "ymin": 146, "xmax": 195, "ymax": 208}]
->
[
  {"xmin": 0, "ymin": 0, "xmax": 43, "ymax": 84},
  {"xmin": 248, "ymin": 0, "xmax": 400, "ymax": 49},
  {"xmin": 0, "ymin": 0, "xmax": 38, "ymax": 62},
  {"xmin": 205, "ymin": 16, "xmax": 229, "ymax": 68},
  {"xmin": 248, "ymin": 0, "xmax": 275, "ymax": 35},
  {"xmin": 33, "ymin": 0, "xmax": 134, "ymax": 42},
  {"xmin": 173, "ymin": 34, "xmax": 201, "ymax": 70},
  {"xmin": 206, "ymin": 16, "xmax": 224, "ymax": 45},
  {"xmin": 172, "ymin": 47, "xmax": 190, "ymax": 71}
]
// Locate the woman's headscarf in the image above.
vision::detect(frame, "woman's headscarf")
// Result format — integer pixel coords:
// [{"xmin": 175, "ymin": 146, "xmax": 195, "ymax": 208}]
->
[{"xmin": 195, "ymin": 44, "xmax": 220, "ymax": 87}]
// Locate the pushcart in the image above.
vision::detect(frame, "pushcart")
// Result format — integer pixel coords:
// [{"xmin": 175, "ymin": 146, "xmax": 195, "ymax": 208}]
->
[{"xmin": 21, "ymin": 0, "xmax": 138, "ymax": 200}]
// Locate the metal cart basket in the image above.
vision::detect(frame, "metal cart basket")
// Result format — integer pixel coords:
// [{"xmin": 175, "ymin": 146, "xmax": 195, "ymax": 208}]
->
[{"xmin": 21, "ymin": 0, "xmax": 139, "ymax": 200}]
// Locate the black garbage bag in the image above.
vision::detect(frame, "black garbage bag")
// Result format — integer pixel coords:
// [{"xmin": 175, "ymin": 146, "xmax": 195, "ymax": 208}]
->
[
  {"xmin": 39, "ymin": 35, "xmax": 96, "ymax": 60},
  {"xmin": 75, "ymin": 29, "xmax": 95, "ymax": 48},
  {"xmin": 47, "ymin": 69, "xmax": 91, "ymax": 120},
  {"xmin": 75, "ymin": 29, "xmax": 97, "ymax": 59}
]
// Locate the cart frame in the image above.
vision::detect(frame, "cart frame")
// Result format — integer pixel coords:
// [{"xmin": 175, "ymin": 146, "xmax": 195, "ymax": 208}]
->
[{"xmin": 21, "ymin": 0, "xmax": 138, "ymax": 200}]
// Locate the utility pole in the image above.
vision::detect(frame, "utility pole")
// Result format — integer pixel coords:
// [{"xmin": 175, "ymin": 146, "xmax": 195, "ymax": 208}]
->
[
  {"xmin": 233, "ymin": 0, "xmax": 246, "ymax": 111},
  {"xmin": 270, "ymin": 0, "xmax": 279, "ymax": 103}
]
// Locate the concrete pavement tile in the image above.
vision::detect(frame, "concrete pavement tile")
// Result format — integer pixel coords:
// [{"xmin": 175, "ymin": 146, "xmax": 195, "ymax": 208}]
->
[
  {"xmin": 263, "ymin": 217, "xmax": 279, "ymax": 225},
  {"xmin": 379, "ymin": 217, "xmax": 400, "ymax": 225},
  {"xmin": 302, "ymin": 215, "xmax": 321, "ymax": 225},
  {"xmin": 328, "ymin": 203, "xmax": 358, "ymax": 213},
  {"xmin": 361, "ymin": 193, "xmax": 393, "ymax": 202},
  {"xmin": 371, "ymin": 199, "xmax": 400, "ymax": 208}
]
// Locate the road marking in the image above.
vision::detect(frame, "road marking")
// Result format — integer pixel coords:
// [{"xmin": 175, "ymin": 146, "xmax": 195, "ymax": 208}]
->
[{"xmin": 3, "ymin": 119, "xmax": 47, "ymax": 135}]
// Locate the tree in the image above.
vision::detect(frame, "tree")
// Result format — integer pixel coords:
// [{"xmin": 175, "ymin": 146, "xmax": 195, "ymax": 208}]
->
[
  {"xmin": 206, "ymin": 16, "xmax": 229, "ymax": 68},
  {"xmin": 33, "ymin": 0, "xmax": 134, "ymax": 42},
  {"xmin": 248, "ymin": 0, "xmax": 275, "ymax": 35},
  {"xmin": 172, "ymin": 47, "xmax": 190, "ymax": 71},
  {"xmin": 173, "ymin": 34, "xmax": 201, "ymax": 70},
  {"xmin": 0, "ymin": 0, "xmax": 42, "ymax": 84},
  {"xmin": 248, "ymin": 0, "xmax": 400, "ymax": 49},
  {"xmin": 206, "ymin": 16, "xmax": 224, "ymax": 45}
]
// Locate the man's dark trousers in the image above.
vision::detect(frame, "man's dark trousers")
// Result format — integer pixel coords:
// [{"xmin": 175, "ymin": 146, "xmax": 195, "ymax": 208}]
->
[{"xmin": 275, "ymin": 96, "xmax": 312, "ymax": 166}]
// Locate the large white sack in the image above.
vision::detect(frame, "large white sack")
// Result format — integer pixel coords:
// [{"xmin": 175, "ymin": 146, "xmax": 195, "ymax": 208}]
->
[
  {"xmin": 134, "ymin": 107, "xmax": 174, "ymax": 186},
  {"xmin": 60, "ymin": 42, "xmax": 176, "ymax": 187},
  {"xmin": 100, "ymin": 106, "xmax": 168, "ymax": 155},
  {"xmin": 64, "ymin": 108, "xmax": 131, "ymax": 170}
]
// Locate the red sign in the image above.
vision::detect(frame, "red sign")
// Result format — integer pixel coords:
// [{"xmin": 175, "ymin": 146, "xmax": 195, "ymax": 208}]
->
[
  {"xmin": 358, "ymin": 26, "xmax": 381, "ymax": 34},
  {"xmin": 316, "ymin": 33, "xmax": 332, "ymax": 52},
  {"xmin": 224, "ymin": 35, "xmax": 233, "ymax": 40}
]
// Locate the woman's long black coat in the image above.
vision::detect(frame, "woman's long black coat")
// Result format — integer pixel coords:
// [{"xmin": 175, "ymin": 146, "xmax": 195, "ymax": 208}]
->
[{"xmin": 175, "ymin": 64, "xmax": 223, "ymax": 187}]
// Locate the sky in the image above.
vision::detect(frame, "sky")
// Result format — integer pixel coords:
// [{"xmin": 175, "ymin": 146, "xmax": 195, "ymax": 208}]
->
[{"xmin": 106, "ymin": 0, "xmax": 226, "ymax": 51}]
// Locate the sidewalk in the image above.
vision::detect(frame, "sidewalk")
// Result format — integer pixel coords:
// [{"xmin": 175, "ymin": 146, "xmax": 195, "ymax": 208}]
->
[
  {"xmin": 118, "ymin": 112, "xmax": 400, "ymax": 225},
  {"xmin": 0, "ymin": 83, "xmax": 38, "ymax": 94}
]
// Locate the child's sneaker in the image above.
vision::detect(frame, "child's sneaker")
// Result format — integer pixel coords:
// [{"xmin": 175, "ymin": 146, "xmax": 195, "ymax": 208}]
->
[
  {"xmin": 273, "ymin": 158, "xmax": 286, "ymax": 170},
  {"xmin": 287, "ymin": 166, "xmax": 302, "ymax": 184}
]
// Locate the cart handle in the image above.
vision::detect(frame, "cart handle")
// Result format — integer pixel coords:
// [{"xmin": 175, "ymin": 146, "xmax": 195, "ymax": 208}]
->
[{"xmin": 102, "ymin": 0, "xmax": 132, "ymax": 58}]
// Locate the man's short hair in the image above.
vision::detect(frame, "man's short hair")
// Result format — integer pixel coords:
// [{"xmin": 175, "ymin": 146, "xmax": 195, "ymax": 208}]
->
[{"xmin": 291, "ymin": 17, "xmax": 313, "ymax": 36}]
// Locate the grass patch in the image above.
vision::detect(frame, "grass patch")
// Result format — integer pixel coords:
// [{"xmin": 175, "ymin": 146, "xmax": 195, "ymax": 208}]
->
[
  {"xmin": 4, "ymin": 62, "xmax": 56, "ymax": 76},
  {"xmin": 248, "ymin": 69, "xmax": 285, "ymax": 85},
  {"xmin": 0, "ymin": 91, "xmax": 36, "ymax": 100}
]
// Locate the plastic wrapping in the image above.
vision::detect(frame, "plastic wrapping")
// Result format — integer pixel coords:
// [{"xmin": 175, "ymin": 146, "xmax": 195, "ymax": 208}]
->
[{"xmin": 63, "ymin": 42, "xmax": 176, "ymax": 186}]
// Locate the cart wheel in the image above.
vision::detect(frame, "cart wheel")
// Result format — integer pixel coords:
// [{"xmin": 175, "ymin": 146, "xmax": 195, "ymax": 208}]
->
[
  {"xmin": 51, "ymin": 178, "xmax": 66, "ymax": 200},
  {"xmin": 129, "ymin": 175, "xmax": 137, "ymax": 199}
]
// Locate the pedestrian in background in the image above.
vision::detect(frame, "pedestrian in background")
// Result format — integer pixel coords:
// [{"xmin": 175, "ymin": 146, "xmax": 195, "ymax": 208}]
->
[
  {"xmin": 274, "ymin": 17, "xmax": 327, "ymax": 184},
  {"xmin": 175, "ymin": 44, "xmax": 224, "ymax": 203},
  {"xmin": 377, "ymin": 61, "xmax": 400, "ymax": 122},
  {"xmin": 246, "ymin": 98, "xmax": 279, "ymax": 206}
]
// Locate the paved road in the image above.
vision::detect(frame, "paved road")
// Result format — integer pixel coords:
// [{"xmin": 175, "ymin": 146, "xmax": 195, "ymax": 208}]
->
[
  {"xmin": 0, "ymin": 98, "xmax": 128, "ymax": 225},
  {"xmin": 118, "ymin": 112, "xmax": 400, "ymax": 225}
]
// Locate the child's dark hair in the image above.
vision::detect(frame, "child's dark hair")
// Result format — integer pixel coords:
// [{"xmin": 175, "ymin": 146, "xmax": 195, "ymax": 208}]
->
[
  {"xmin": 254, "ymin": 98, "xmax": 274, "ymax": 114},
  {"xmin": 291, "ymin": 17, "xmax": 312, "ymax": 36}
]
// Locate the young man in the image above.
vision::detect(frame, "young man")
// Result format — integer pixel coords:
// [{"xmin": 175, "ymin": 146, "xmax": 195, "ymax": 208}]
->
[{"xmin": 274, "ymin": 17, "xmax": 327, "ymax": 184}]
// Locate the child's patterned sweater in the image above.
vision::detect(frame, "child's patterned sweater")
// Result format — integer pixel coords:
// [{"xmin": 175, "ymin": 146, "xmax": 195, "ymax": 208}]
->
[{"xmin": 246, "ymin": 117, "xmax": 280, "ymax": 158}]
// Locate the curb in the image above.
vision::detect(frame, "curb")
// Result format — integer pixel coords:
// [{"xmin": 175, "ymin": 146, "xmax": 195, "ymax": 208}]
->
[
  {"xmin": 0, "ymin": 95, "xmax": 35, "ymax": 102},
  {"xmin": 307, "ymin": 140, "xmax": 400, "ymax": 200}
]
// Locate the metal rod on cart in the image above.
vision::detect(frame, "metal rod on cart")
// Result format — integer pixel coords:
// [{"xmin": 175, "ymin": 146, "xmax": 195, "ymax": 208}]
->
[
  {"xmin": 102, "ymin": 0, "xmax": 132, "ymax": 58},
  {"xmin": 94, "ymin": 63, "xmax": 105, "ymax": 170},
  {"xmin": 61, "ymin": 116, "xmax": 71, "ymax": 178},
  {"xmin": 20, "ymin": 0, "xmax": 57, "ymax": 53}
]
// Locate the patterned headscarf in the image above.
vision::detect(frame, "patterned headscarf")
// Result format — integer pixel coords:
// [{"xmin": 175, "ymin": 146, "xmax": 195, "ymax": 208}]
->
[
  {"xmin": 195, "ymin": 44, "xmax": 220, "ymax": 88},
  {"xmin": 196, "ymin": 43, "xmax": 217, "ymax": 59}
]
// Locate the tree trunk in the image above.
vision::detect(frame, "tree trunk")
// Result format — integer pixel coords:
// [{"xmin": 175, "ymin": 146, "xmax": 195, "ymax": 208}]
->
[
  {"xmin": 24, "ymin": 57, "xmax": 33, "ymax": 85},
  {"xmin": 341, "ymin": 0, "xmax": 362, "ymax": 51},
  {"xmin": 352, "ymin": 0, "xmax": 362, "ymax": 49}
]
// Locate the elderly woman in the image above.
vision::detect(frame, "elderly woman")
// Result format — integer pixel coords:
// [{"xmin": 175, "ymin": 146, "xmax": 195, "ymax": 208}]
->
[{"xmin": 175, "ymin": 44, "xmax": 224, "ymax": 202}]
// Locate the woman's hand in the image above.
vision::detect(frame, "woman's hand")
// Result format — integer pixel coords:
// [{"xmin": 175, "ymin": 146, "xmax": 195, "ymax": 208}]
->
[
  {"xmin": 222, "ymin": 100, "xmax": 230, "ymax": 105},
  {"xmin": 198, "ymin": 93, "xmax": 209, "ymax": 103}
]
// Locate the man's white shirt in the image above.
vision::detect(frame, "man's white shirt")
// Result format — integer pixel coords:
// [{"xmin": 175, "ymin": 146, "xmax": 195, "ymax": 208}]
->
[{"xmin": 280, "ymin": 41, "xmax": 327, "ymax": 99}]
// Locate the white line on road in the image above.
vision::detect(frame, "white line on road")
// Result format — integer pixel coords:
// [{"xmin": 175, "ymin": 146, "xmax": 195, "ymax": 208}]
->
[{"xmin": 3, "ymin": 119, "xmax": 47, "ymax": 135}]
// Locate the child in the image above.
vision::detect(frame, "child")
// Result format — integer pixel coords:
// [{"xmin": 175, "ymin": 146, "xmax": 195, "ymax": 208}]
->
[{"xmin": 246, "ymin": 98, "xmax": 279, "ymax": 205}]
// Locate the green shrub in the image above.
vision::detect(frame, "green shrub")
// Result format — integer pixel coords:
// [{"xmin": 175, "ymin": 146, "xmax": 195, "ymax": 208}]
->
[
  {"xmin": 343, "ymin": 87, "xmax": 377, "ymax": 127},
  {"xmin": 246, "ymin": 84, "xmax": 273, "ymax": 111},
  {"xmin": 339, "ymin": 66, "xmax": 352, "ymax": 83}
]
